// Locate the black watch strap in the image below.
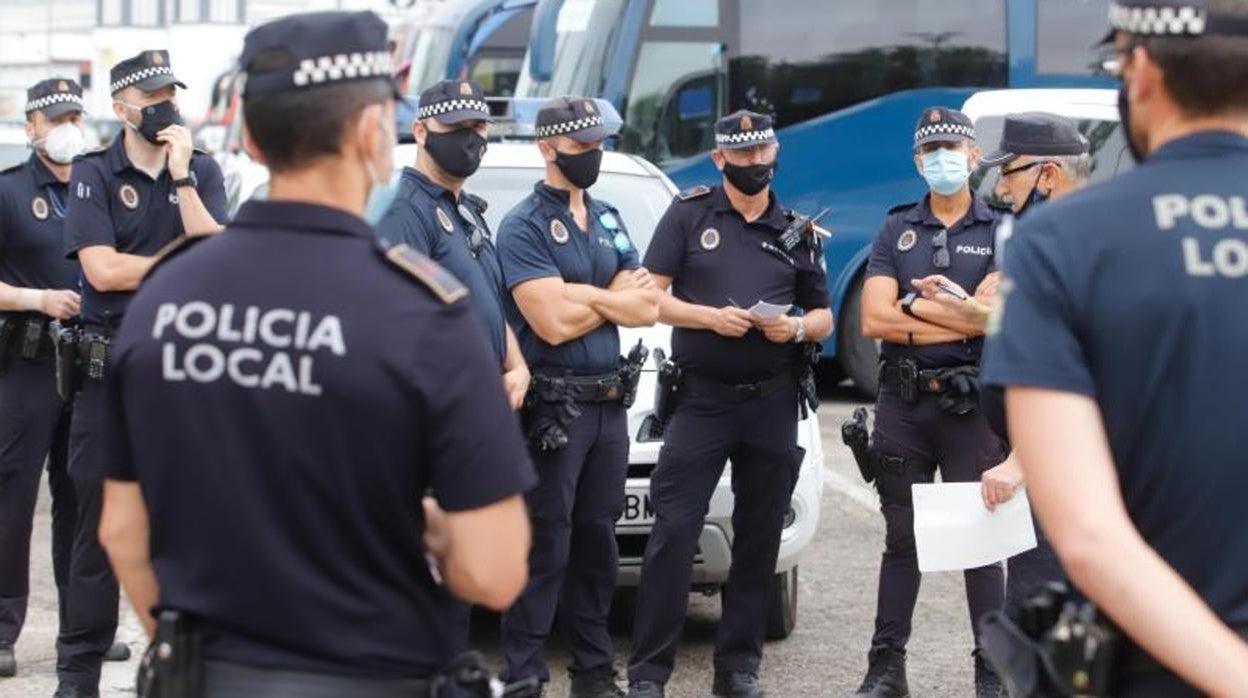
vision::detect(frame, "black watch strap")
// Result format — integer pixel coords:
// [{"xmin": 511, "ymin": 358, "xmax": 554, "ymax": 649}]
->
[
  {"xmin": 901, "ymin": 292, "xmax": 919, "ymax": 318},
  {"xmin": 172, "ymin": 177, "xmax": 196, "ymax": 190}
]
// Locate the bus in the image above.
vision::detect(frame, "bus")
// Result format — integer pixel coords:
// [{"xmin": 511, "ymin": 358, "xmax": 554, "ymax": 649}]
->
[{"xmin": 513, "ymin": 0, "xmax": 1116, "ymax": 394}]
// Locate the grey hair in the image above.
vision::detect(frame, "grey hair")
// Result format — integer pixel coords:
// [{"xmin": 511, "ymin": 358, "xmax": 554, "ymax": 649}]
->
[{"xmin": 1052, "ymin": 153, "xmax": 1093, "ymax": 183}]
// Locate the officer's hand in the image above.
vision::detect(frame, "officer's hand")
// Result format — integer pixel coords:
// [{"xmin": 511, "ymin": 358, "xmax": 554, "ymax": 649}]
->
[
  {"xmin": 503, "ymin": 365, "xmax": 530, "ymax": 411},
  {"xmin": 756, "ymin": 315, "xmax": 797, "ymax": 344},
  {"xmin": 974, "ymin": 272, "xmax": 1001, "ymax": 306},
  {"xmin": 608, "ymin": 269, "xmax": 653, "ymax": 292},
  {"xmin": 157, "ymin": 124, "xmax": 194, "ymax": 180},
  {"xmin": 631, "ymin": 268, "xmax": 658, "ymax": 291},
  {"xmin": 422, "ymin": 496, "xmax": 450, "ymax": 560},
  {"xmin": 41, "ymin": 289, "xmax": 82, "ymax": 320},
  {"xmin": 981, "ymin": 456, "xmax": 1024, "ymax": 512},
  {"xmin": 711, "ymin": 306, "xmax": 753, "ymax": 338},
  {"xmin": 911, "ymin": 274, "xmax": 968, "ymax": 302}
]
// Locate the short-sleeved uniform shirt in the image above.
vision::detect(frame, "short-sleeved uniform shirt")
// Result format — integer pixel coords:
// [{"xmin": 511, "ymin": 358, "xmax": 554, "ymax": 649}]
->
[
  {"xmin": 497, "ymin": 182, "xmax": 640, "ymax": 374},
  {"xmin": 64, "ymin": 133, "xmax": 227, "ymax": 329},
  {"xmin": 866, "ymin": 194, "xmax": 1002, "ymax": 368},
  {"xmin": 104, "ymin": 200, "xmax": 536, "ymax": 678},
  {"xmin": 376, "ymin": 167, "xmax": 509, "ymax": 363},
  {"xmin": 982, "ymin": 132, "xmax": 1248, "ymax": 692},
  {"xmin": 0, "ymin": 155, "xmax": 79, "ymax": 292},
  {"xmin": 643, "ymin": 185, "xmax": 829, "ymax": 383}
]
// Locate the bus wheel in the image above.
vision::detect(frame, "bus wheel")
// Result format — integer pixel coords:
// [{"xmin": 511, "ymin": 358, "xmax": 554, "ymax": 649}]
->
[{"xmin": 837, "ymin": 275, "xmax": 879, "ymax": 399}]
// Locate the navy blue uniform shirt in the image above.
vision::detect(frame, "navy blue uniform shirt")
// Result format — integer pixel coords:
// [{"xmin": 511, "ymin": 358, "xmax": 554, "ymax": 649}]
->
[
  {"xmin": 104, "ymin": 200, "xmax": 536, "ymax": 678},
  {"xmin": 376, "ymin": 167, "xmax": 509, "ymax": 363},
  {"xmin": 64, "ymin": 134, "xmax": 227, "ymax": 329},
  {"xmin": 983, "ymin": 132, "xmax": 1248, "ymax": 690},
  {"xmin": 644, "ymin": 185, "xmax": 829, "ymax": 383},
  {"xmin": 867, "ymin": 194, "xmax": 1002, "ymax": 368},
  {"xmin": 0, "ymin": 155, "xmax": 79, "ymax": 291},
  {"xmin": 497, "ymin": 182, "xmax": 640, "ymax": 374}
]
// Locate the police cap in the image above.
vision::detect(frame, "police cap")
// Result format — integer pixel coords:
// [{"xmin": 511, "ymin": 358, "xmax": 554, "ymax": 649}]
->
[
  {"xmin": 714, "ymin": 110, "xmax": 777, "ymax": 150},
  {"xmin": 417, "ymin": 79, "xmax": 492, "ymax": 124},
  {"xmin": 239, "ymin": 10, "xmax": 398, "ymax": 98},
  {"xmin": 25, "ymin": 78, "xmax": 84, "ymax": 119},
  {"xmin": 1101, "ymin": 0, "xmax": 1248, "ymax": 43},
  {"xmin": 536, "ymin": 96, "xmax": 611, "ymax": 143},
  {"xmin": 110, "ymin": 50, "xmax": 186, "ymax": 96},
  {"xmin": 914, "ymin": 107, "xmax": 976, "ymax": 148},
  {"xmin": 981, "ymin": 112, "xmax": 1090, "ymax": 168}
]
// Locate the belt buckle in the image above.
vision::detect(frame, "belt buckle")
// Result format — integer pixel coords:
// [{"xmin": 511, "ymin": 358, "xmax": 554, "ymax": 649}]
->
[
  {"xmin": 598, "ymin": 377, "xmax": 621, "ymax": 401},
  {"xmin": 927, "ymin": 377, "xmax": 943, "ymax": 393}
]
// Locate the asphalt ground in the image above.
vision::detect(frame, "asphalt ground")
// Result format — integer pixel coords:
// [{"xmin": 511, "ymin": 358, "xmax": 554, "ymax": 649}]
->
[{"xmin": 0, "ymin": 385, "xmax": 987, "ymax": 697}]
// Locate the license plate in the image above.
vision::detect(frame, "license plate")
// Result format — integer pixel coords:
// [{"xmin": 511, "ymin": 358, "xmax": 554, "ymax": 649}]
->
[{"xmin": 621, "ymin": 489, "xmax": 655, "ymax": 524}]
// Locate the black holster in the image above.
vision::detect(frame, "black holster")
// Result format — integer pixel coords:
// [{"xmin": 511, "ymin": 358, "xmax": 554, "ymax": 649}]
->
[
  {"xmin": 841, "ymin": 407, "xmax": 874, "ymax": 483},
  {"xmin": 136, "ymin": 610, "xmax": 204, "ymax": 698},
  {"xmin": 979, "ymin": 583, "xmax": 1118, "ymax": 698},
  {"xmin": 795, "ymin": 342, "xmax": 821, "ymax": 420},
  {"xmin": 649, "ymin": 348, "xmax": 682, "ymax": 439},
  {"xmin": 19, "ymin": 316, "xmax": 46, "ymax": 360},
  {"xmin": 50, "ymin": 320, "xmax": 82, "ymax": 401},
  {"xmin": 618, "ymin": 339, "xmax": 649, "ymax": 410},
  {"xmin": 522, "ymin": 377, "xmax": 583, "ymax": 452},
  {"xmin": 0, "ymin": 314, "xmax": 14, "ymax": 373},
  {"xmin": 82, "ymin": 332, "xmax": 111, "ymax": 382}
]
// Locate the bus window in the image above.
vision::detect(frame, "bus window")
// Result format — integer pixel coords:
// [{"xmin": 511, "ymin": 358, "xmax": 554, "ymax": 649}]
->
[
  {"xmin": 650, "ymin": 0, "xmax": 718, "ymax": 27},
  {"xmin": 621, "ymin": 41, "xmax": 725, "ymax": 162},
  {"xmin": 733, "ymin": 0, "xmax": 1007, "ymax": 128},
  {"xmin": 1037, "ymin": 0, "xmax": 1113, "ymax": 75}
]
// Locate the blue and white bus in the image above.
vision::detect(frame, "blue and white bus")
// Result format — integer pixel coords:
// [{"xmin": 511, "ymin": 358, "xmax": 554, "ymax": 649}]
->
[{"xmin": 514, "ymin": 0, "xmax": 1115, "ymax": 393}]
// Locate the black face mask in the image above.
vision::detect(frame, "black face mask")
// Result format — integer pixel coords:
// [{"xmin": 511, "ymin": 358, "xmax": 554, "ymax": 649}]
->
[
  {"xmin": 423, "ymin": 128, "xmax": 487, "ymax": 179},
  {"xmin": 133, "ymin": 100, "xmax": 183, "ymax": 145},
  {"xmin": 1117, "ymin": 84, "xmax": 1147, "ymax": 164},
  {"xmin": 722, "ymin": 160, "xmax": 777, "ymax": 196},
  {"xmin": 554, "ymin": 148, "xmax": 602, "ymax": 190},
  {"xmin": 1016, "ymin": 170, "xmax": 1049, "ymax": 218}
]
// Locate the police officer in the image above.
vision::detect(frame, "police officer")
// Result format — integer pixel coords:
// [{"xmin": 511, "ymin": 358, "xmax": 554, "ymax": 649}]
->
[
  {"xmin": 0, "ymin": 78, "xmax": 85, "ymax": 679},
  {"xmin": 497, "ymin": 96, "xmax": 659, "ymax": 697},
  {"xmin": 983, "ymin": 1, "xmax": 1248, "ymax": 694},
  {"xmin": 625, "ymin": 111, "xmax": 831, "ymax": 698},
  {"xmin": 913, "ymin": 112, "xmax": 1092, "ymax": 623},
  {"xmin": 96, "ymin": 10, "xmax": 536, "ymax": 697},
  {"xmin": 59, "ymin": 49, "xmax": 226, "ymax": 697},
  {"xmin": 855, "ymin": 107, "xmax": 1006, "ymax": 698},
  {"xmin": 375, "ymin": 78, "xmax": 530, "ymax": 653}
]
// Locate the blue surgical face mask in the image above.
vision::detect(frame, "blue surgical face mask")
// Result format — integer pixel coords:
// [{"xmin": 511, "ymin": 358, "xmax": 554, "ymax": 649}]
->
[
  {"xmin": 363, "ymin": 170, "xmax": 401, "ymax": 225},
  {"xmin": 921, "ymin": 148, "xmax": 970, "ymax": 196}
]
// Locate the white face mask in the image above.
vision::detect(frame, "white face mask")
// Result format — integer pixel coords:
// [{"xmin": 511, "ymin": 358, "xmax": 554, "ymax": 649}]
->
[{"xmin": 39, "ymin": 123, "xmax": 87, "ymax": 164}]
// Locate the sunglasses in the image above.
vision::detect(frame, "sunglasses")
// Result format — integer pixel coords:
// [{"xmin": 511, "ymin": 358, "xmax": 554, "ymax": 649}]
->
[
  {"xmin": 1000, "ymin": 160, "xmax": 1052, "ymax": 178},
  {"xmin": 932, "ymin": 228, "xmax": 950, "ymax": 269},
  {"xmin": 458, "ymin": 204, "xmax": 489, "ymax": 256}
]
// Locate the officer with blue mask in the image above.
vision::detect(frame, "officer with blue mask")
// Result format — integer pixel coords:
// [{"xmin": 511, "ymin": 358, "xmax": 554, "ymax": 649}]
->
[
  {"xmin": 95, "ymin": 10, "xmax": 536, "ymax": 697},
  {"xmin": 375, "ymin": 78, "xmax": 530, "ymax": 655},
  {"xmin": 496, "ymin": 96, "xmax": 660, "ymax": 698},
  {"xmin": 983, "ymin": 0, "xmax": 1248, "ymax": 694},
  {"xmin": 854, "ymin": 106, "xmax": 1007, "ymax": 698}
]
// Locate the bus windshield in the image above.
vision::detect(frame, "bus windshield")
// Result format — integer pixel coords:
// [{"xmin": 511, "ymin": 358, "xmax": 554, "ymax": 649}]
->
[
  {"xmin": 516, "ymin": 0, "xmax": 627, "ymax": 98},
  {"xmin": 404, "ymin": 24, "xmax": 457, "ymax": 98}
]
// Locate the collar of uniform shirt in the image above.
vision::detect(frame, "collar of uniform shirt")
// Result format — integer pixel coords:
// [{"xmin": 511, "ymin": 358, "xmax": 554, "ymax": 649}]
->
[
  {"xmin": 405, "ymin": 166, "xmax": 458, "ymax": 204},
  {"xmin": 104, "ymin": 131, "xmax": 136, "ymax": 175},
  {"xmin": 232, "ymin": 200, "xmax": 376, "ymax": 241},
  {"xmin": 1150, "ymin": 130, "xmax": 1248, "ymax": 161},
  {"xmin": 28, "ymin": 152, "xmax": 61, "ymax": 188},
  {"xmin": 534, "ymin": 180, "xmax": 597, "ymax": 210},
  {"xmin": 709, "ymin": 184, "xmax": 788, "ymax": 229},
  {"xmin": 905, "ymin": 192, "xmax": 995, "ymax": 228}
]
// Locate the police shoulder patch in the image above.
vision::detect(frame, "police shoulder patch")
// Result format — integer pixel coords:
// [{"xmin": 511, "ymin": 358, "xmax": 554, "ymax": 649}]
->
[
  {"xmin": 382, "ymin": 243, "xmax": 469, "ymax": 305},
  {"xmin": 144, "ymin": 235, "xmax": 207, "ymax": 281},
  {"xmin": 0, "ymin": 161, "xmax": 23, "ymax": 176},
  {"xmin": 887, "ymin": 202, "xmax": 918, "ymax": 216},
  {"xmin": 676, "ymin": 185, "xmax": 711, "ymax": 202}
]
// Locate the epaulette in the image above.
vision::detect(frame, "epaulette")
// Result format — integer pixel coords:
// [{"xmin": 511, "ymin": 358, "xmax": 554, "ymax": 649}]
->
[
  {"xmin": 0, "ymin": 161, "xmax": 23, "ymax": 176},
  {"xmin": 675, "ymin": 185, "xmax": 711, "ymax": 202},
  {"xmin": 887, "ymin": 202, "xmax": 918, "ymax": 215},
  {"xmin": 380, "ymin": 242, "xmax": 468, "ymax": 305},
  {"xmin": 143, "ymin": 234, "xmax": 207, "ymax": 281},
  {"xmin": 75, "ymin": 146, "xmax": 108, "ymax": 160},
  {"xmin": 461, "ymin": 191, "xmax": 488, "ymax": 214}
]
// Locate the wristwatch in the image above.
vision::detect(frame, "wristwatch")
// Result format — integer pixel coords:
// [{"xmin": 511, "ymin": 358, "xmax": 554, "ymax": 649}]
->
[
  {"xmin": 792, "ymin": 316, "xmax": 806, "ymax": 343},
  {"xmin": 171, "ymin": 176, "xmax": 196, "ymax": 190},
  {"xmin": 901, "ymin": 292, "xmax": 919, "ymax": 318}
]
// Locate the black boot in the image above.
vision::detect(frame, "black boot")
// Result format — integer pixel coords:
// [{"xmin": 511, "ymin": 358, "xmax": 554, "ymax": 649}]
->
[
  {"xmin": 853, "ymin": 645, "xmax": 909, "ymax": 697},
  {"xmin": 974, "ymin": 650, "xmax": 1003, "ymax": 698},
  {"xmin": 711, "ymin": 671, "xmax": 765, "ymax": 698},
  {"xmin": 0, "ymin": 643, "xmax": 14, "ymax": 677},
  {"xmin": 569, "ymin": 665, "xmax": 624, "ymax": 698},
  {"xmin": 627, "ymin": 679, "xmax": 666, "ymax": 698},
  {"xmin": 104, "ymin": 641, "xmax": 131, "ymax": 662}
]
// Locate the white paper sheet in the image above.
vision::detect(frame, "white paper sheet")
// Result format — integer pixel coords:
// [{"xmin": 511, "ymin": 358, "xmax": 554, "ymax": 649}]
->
[
  {"xmin": 912, "ymin": 483, "xmax": 1037, "ymax": 573},
  {"xmin": 748, "ymin": 301, "xmax": 792, "ymax": 319}
]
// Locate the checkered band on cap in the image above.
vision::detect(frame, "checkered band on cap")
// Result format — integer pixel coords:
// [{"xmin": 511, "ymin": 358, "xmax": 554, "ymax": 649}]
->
[
  {"xmin": 1108, "ymin": 2, "xmax": 1207, "ymax": 35},
  {"xmin": 419, "ymin": 98, "xmax": 490, "ymax": 119},
  {"xmin": 914, "ymin": 122, "xmax": 976, "ymax": 144},
  {"xmin": 715, "ymin": 128, "xmax": 776, "ymax": 146},
  {"xmin": 536, "ymin": 114, "xmax": 605, "ymax": 139},
  {"xmin": 25, "ymin": 92, "xmax": 84, "ymax": 113},
  {"xmin": 291, "ymin": 50, "xmax": 392, "ymax": 87},
  {"xmin": 110, "ymin": 65, "xmax": 174, "ymax": 93}
]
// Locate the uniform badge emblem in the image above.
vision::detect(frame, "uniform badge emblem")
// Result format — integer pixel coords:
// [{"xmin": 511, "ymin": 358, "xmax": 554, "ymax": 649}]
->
[
  {"xmin": 152, "ymin": 51, "xmax": 164, "ymax": 65},
  {"xmin": 929, "ymin": 109, "xmax": 941, "ymax": 123},
  {"xmin": 459, "ymin": 81, "xmax": 473, "ymax": 96},
  {"xmin": 897, "ymin": 229, "xmax": 917, "ymax": 252},
  {"xmin": 550, "ymin": 219, "xmax": 570, "ymax": 245},
  {"xmin": 741, "ymin": 114, "xmax": 753, "ymax": 130},
  {"xmin": 119, "ymin": 184, "xmax": 139, "ymax": 210},
  {"xmin": 57, "ymin": 80, "xmax": 69, "ymax": 92},
  {"xmin": 584, "ymin": 100, "xmax": 596, "ymax": 114},
  {"xmin": 700, "ymin": 227, "xmax": 720, "ymax": 251},
  {"xmin": 436, "ymin": 206, "xmax": 454, "ymax": 232},
  {"xmin": 31, "ymin": 196, "xmax": 49, "ymax": 221}
]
